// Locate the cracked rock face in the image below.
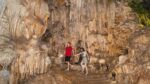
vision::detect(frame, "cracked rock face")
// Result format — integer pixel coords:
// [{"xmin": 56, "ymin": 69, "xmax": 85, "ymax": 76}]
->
[
  {"xmin": 1, "ymin": 0, "xmax": 150, "ymax": 84},
  {"xmin": 46, "ymin": 0, "xmax": 138, "ymax": 58},
  {"xmin": 112, "ymin": 28, "xmax": 150, "ymax": 84},
  {"xmin": 0, "ymin": 0, "xmax": 50, "ymax": 84},
  {"xmin": 5, "ymin": 0, "xmax": 49, "ymax": 39},
  {"xmin": 0, "ymin": 0, "xmax": 50, "ymax": 66}
]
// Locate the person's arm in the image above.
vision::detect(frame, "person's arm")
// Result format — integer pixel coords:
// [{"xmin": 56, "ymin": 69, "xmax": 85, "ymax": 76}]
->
[{"xmin": 75, "ymin": 52, "xmax": 82, "ymax": 56}]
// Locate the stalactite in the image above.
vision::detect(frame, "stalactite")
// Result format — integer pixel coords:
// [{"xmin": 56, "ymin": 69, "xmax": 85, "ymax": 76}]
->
[
  {"xmin": 0, "ymin": 0, "xmax": 51, "ymax": 84},
  {"xmin": 47, "ymin": 0, "xmax": 137, "ymax": 58},
  {"xmin": 10, "ymin": 36, "xmax": 51, "ymax": 84}
]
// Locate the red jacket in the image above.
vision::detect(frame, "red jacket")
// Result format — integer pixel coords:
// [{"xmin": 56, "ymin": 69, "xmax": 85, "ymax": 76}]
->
[{"xmin": 65, "ymin": 46, "xmax": 72, "ymax": 56}]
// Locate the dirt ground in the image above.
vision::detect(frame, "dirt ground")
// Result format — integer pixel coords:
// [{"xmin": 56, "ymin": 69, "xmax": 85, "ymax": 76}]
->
[{"xmin": 23, "ymin": 65, "xmax": 111, "ymax": 84}]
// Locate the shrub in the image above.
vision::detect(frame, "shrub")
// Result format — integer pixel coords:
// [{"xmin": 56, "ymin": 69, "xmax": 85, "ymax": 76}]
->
[{"xmin": 129, "ymin": 0, "xmax": 150, "ymax": 27}]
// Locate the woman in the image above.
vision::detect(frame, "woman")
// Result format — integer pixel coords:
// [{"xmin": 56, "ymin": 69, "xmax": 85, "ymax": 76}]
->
[
  {"xmin": 75, "ymin": 48, "xmax": 89, "ymax": 75},
  {"xmin": 65, "ymin": 42, "xmax": 73, "ymax": 71}
]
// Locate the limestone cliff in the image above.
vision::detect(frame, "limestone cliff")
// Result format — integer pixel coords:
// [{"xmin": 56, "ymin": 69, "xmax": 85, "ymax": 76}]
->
[
  {"xmin": 0, "ymin": 0, "xmax": 51, "ymax": 84},
  {"xmin": 0, "ymin": 0, "xmax": 150, "ymax": 84},
  {"xmin": 46, "ymin": 0, "xmax": 138, "ymax": 57}
]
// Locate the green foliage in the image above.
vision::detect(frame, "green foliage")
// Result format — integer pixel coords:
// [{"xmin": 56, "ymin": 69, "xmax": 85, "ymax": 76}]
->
[{"xmin": 129, "ymin": 0, "xmax": 150, "ymax": 27}]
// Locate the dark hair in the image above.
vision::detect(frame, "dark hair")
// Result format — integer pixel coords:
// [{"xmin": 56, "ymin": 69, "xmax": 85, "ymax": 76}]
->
[{"xmin": 80, "ymin": 47, "xmax": 85, "ymax": 51}]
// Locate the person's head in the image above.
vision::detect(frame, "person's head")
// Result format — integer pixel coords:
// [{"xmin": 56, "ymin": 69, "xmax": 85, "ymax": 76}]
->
[
  {"xmin": 67, "ymin": 42, "xmax": 71, "ymax": 47},
  {"xmin": 80, "ymin": 47, "xmax": 85, "ymax": 52}
]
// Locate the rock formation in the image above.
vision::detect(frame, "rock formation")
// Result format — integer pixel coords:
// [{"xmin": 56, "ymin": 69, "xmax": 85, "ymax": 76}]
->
[
  {"xmin": 45, "ymin": 0, "xmax": 139, "ymax": 76},
  {"xmin": 0, "ymin": 0, "xmax": 51, "ymax": 83},
  {"xmin": 111, "ymin": 28, "xmax": 150, "ymax": 84},
  {"xmin": 0, "ymin": 0, "xmax": 150, "ymax": 84},
  {"xmin": 46, "ymin": 0, "xmax": 138, "ymax": 57}
]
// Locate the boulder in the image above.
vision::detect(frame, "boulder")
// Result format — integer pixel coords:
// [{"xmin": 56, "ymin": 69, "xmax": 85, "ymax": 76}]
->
[
  {"xmin": 0, "ymin": 69, "xmax": 10, "ymax": 84},
  {"xmin": 118, "ymin": 55, "xmax": 128, "ymax": 65}
]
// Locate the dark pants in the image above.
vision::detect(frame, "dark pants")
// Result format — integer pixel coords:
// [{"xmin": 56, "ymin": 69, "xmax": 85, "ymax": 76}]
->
[{"xmin": 65, "ymin": 56, "xmax": 71, "ymax": 62}]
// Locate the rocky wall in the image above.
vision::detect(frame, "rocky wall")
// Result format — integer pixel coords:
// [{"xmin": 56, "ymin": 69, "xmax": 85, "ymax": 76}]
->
[
  {"xmin": 0, "ymin": 0, "xmax": 51, "ymax": 84},
  {"xmin": 46, "ymin": 0, "xmax": 138, "ymax": 58}
]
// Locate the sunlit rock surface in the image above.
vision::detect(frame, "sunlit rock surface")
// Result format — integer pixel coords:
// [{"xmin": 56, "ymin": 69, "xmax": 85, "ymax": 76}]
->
[
  {"xmin": 46, "ymin": 0, "xmax": 138, "ymax": 57},
  {"xmin": 112, "ymin": 28, "xmax": 150, "ymax": 84},
  {"xmin": 45, "ymin": 0, "xmax": 139, "ymax": 74},
  {"xmin": 128, "ymin": 28, "xmax": 150, "ymax": 84},
  {"xmin": 0, "ymin": 0, "xmax": 50, "ymax": 84},
  {"xmin": 0, "ymin": 0, "xmax": 150, "ymax": 84}
]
